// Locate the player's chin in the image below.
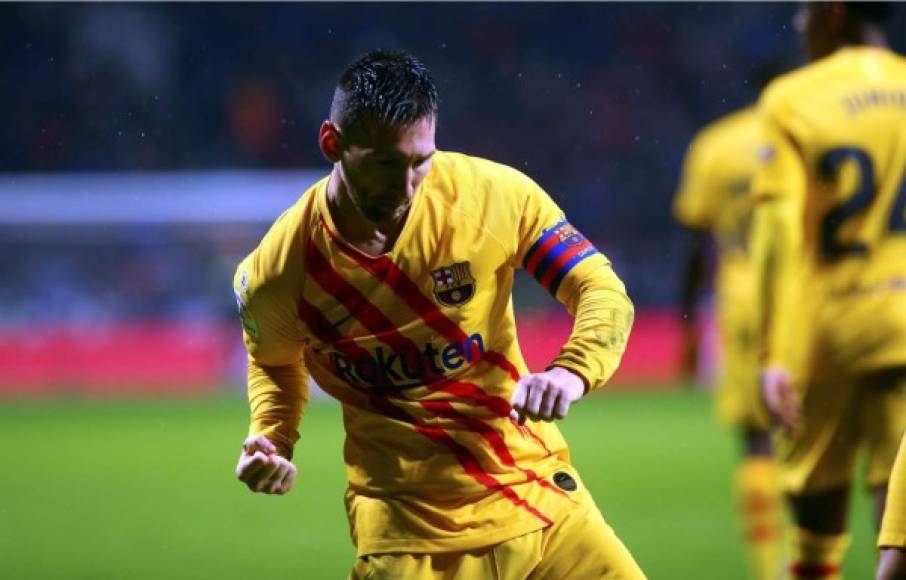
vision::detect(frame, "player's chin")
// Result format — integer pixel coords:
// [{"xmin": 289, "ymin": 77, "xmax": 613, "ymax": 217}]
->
[
  {"xmin": 362, "ymin": 197, "xmax": 408, "ymax": 221},
  {"xmin": 362, "ymin": 207, "xmax": 395, "ymax": 223}
]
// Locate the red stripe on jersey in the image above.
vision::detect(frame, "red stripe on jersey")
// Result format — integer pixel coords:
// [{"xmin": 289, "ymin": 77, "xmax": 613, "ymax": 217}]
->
[
  {"xmin": 533, "ymin": 477, "xmax": 569, "ymax": 496},
  {"xmin": 524, "ymin": 233, "xmax": 561, "ymax": 277},
  {"xmin": 308, "ymin": 243, "xmax": 515, "ymax": 419},
  {"xmin": 417, "ymin": 422, "xmax": 558, "ymax": 526},
  {"xmin": 321, "ymin": 224, "xmax": 522, "ymax": 383},
  {"xmin": 322, "ymin": 223, "xmax": 556, "ymax": 457},
  {"xmin": 431, "ymin": 381, "xmax": 553, "ymax": 457},
  {"xmin": 435, "ymin": 381, "xmax": 510, "ymax": 417},
  {"xmin": 316, "ymin": 220, "xmax": 554, "ymax": 479},
  {"xmin": 297, "ymin": 297, "xmax": 390, "ymax": 411},
  {"xmin": 347, "ymin": 250, "xmax": 519, "ymax": 380},
  {"xmin": 328, "ymin": 236, "xmax": 560, "ymax": 455},
  {"xmin": 419, "ymin": 399, "xmax": 519, "ymax": 465},
  {"xmin": 380, "ymin": 399, "xmax": 553, "ymax": 526},
  {"xmin": 538, "ymin": 240, "xmax": 593, "ymax": 292},
  {"xmin": 481, "ymin": 351, "xmax": 521, "ymax": 383},
  {"xmin": 306, "ymin": 242, "xmax": 445, "ymax": 383},
  {"xmin": 298, "ymin": 260, "xmax": 553, "ymax": 525},
  {"xmin": 418, "ymin": 399, "xmax": 567, "ymax": 499},
  {"xmin": 516, "ymin": 419, "xmax": 555, "ymax": 457},
  {"xmin": 309, "ymin": 240, "xmax": 555, "ymax": 465},
  {"xmin": 789, "ymin": 563, "xmax": 840, "ymax": 578},
  {"xmin": 368, "ymin": 395, "xmax": 553, "ymax": 522},
  {"xmin": 501, "ymin": 486, "xmax": 554, "ymax": 525},
  {"xmin": 298, "ymin": 296, "xmax": 370, "ymax": 359}
]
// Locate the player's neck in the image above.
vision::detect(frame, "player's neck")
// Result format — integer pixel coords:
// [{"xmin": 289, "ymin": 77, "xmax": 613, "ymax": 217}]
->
[
  {"xmin": 859, "ymin": 29, "xmax": 888, "ymax": 50},
  {"xmin": 326, "ymin": 172, "xmax": 409, "ymax": 257},
  {"xmin": 839, "ymin": 27, "xmax": 888, "ymax": 52},
  {"xmin": 817, "ymin": 34, "xmax": 888, "ymax": 61}
]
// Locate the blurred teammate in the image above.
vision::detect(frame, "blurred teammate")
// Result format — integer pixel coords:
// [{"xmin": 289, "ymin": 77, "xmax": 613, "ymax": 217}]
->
[
  {"xmin": 673, "ymin": 80, "xmax": 785, "ymax": 580},
  {"xmin": 231, "ymin": 50, "xmax": 642, "ymax": 578},
  {"xmin": 877, "ymin": 433, "xmax": 906, "ymax": 580},
  {"xmin": 751, "ymin": 3, "xmax": 906, "ymax": 578}
]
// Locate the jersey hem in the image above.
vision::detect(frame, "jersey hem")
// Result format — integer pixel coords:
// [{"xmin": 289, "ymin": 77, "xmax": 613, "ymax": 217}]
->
[
  {"xmin": 354, "ymin": 518, "xmax": 547, "ymax": 557},
  {"xmin": 878, "ymin": 532, "xmax": 906, "ymax": 549}
]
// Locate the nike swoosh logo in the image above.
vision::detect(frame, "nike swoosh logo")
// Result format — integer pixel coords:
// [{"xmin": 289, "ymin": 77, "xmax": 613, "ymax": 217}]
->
[{"xmin": 330, "ymin": 312, "xmax": 355, "ymax": 330}]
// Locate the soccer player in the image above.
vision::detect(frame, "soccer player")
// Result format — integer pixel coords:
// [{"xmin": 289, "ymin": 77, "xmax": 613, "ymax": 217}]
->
[
  {"xmin": 231, "ymin": 50, "xmax": 643, "ymax": 579},
  {"xmin": 877, "ymin": 433, "xmax": 906, "ymax": 580},
  {"xmin": 673, "ymin": 93, "xmax": 784, "ymax": 580},
  {"xmin": 751, "ymin": 3, "xmax": 906, "ymax": 578}
]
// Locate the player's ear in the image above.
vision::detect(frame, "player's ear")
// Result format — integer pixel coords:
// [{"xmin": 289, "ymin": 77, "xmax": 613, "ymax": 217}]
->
[{"xmin": 319, "ymin": 121, "xmax": 342, "ymax": 163}]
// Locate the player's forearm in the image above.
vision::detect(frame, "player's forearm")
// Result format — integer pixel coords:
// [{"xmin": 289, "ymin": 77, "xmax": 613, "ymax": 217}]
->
[
  {"xmin": 551, "ymin": 264, "xmax": 634, "ymax": 391},
  {"xmin": 247, "ymin": 358, "xmax": 310, "ymax": 459},
  {"xmin": 876, "ymin": 548, "xmax": 906, "ymax": 580}
]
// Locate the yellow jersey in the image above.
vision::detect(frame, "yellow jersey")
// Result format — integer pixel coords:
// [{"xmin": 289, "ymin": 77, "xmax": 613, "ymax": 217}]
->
[
  {"xmin": 879, "ymin": 432, "xmax": 906, "ymax": 548},
  {"xmin": 234, "ymin": 151, "xmax": 634, "ymax": 556},
  {"xmin": 674, "ymin": 106, "xmax": 761, "ymax": 349},
  {"xmin": 753, "ymin": 47, "xmax": 906, "ymax": 374},
  {"xmin": 674, "ymin": 107, "xmax": 768, "ymax": 425}
]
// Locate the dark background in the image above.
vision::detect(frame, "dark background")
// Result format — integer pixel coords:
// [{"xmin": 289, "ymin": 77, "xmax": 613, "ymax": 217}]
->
[{"xmin": 2, "ymin": 2, "xmax": 904, "ymax": 324}]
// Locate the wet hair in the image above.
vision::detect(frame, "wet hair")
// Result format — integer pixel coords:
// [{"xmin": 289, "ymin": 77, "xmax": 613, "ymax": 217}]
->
[
  {"xmin": 843, "ymin": 2, "xmax": 895, "ymax": 25},
  {"xmin": 330, "ymin": 49, "xmax": 438, "ymax": 134}
]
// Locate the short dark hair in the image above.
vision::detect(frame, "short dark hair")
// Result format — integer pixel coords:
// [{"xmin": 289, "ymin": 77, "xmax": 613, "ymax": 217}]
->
[
  {"xmin": 330, "ymin": 49, "xmax": 438, "ymax": 134},
  {"xmin": 843, "ymin": 1, "xmax": 895, "ymax": 25}
]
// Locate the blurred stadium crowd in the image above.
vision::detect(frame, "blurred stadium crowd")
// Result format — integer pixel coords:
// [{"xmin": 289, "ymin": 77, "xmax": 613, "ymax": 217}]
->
[
  {"xmin": 1, "ymin": 3, "xmax": 902, "ymax": 388},
  {"xmin": 1, "ymin": 3, "xmax": 807, "ymax": 320}
]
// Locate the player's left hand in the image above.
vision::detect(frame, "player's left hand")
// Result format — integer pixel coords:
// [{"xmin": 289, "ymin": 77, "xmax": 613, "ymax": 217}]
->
[
  {"xmin": 510, "ymin": 366, "xmax": 586, "ymax": 423},
  {"xmin": 761, "ymin": 365, "xmax": 801, "ymax": 432},
  {"xmin": 236, "ymin": 434, "xmax": 297, "ymax": 495}
]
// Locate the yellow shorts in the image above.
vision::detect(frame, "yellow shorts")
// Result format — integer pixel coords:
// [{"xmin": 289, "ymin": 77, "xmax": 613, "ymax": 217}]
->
[
  {"xmin": 777, "ymin": 367, "xmax": 906, "ymax": 495},
  {"xmin": 879, "ymin": 433, "xmax": 906, "ymax": 549},
  {"xmin": 348, "ymin": 481, "xmax": 645, "ymax": 580}
]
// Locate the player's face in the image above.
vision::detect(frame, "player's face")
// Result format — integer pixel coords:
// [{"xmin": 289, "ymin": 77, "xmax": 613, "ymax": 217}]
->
[{"xmin": 338, "ymin": 116, "xmax": 436, "ymax": 224}]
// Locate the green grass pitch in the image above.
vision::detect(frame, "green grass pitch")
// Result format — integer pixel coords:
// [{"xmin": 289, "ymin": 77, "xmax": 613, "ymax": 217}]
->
[{"xmin": 0, "ymin": 388, "xmax": 878, "ymax": 579}]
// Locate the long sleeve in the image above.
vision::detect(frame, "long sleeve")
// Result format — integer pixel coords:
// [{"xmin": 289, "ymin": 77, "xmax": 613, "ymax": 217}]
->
[
  {"xmin": 750, "ymin": 195, "xmax": 803, "ymax": 370},
  {"xmin": 510, "ymin": 170, "xmax": 634, "ymax": 391},
  {"xmin": 549, "ymin": 255, "xmax": 634, "ymax": 391},
  {"xmin": 750, "ymin": 98, "xmax": 806, "ymax": 371},
  {"xmin": 247, "ymin": 359, "xmax": 309, "ymax": 459},
  {"xmin": 233, "ymin": 208, "xmax": 311, "ymax": 459}
]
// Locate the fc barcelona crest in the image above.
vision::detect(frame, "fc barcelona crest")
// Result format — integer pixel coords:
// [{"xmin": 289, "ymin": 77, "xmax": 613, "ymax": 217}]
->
[
  {"xmin": 431, "ymin": 262, "xmax": 475, "ymax": 307},
  {"xmin": 554, "ymin": 222, "xmax": 585, "ymax": 247}
]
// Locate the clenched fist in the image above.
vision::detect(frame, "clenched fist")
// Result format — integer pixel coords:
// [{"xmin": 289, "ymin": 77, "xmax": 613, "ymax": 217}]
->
[
  {"xmin": 236, "ymin": 434, "xmax": 297, "ymax": 495},
  {"xmin": 761, "ymin": 366, "xmax": 801, "ymax": 432},
  {"xmin": 510, "ymin": 366, "xmax": 586, "ymax": 423}
]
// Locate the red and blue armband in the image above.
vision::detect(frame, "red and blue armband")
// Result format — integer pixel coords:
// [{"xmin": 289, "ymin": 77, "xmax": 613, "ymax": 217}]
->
[{"xmin": 523, "ymin": 219, "xmax": 599, "ymax": 295}]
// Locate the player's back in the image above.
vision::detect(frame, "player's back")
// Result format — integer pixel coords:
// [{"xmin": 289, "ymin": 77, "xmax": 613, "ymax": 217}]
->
[{"xmin": 760, "ymin": 47, "xmax": 906, "ymax": 371}]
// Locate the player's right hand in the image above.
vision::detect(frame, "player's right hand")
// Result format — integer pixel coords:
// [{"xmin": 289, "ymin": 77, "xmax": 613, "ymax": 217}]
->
[
  {"xmin": 760, "ymin": 366, "xmax": 801, "ymax": 432},
  {"xmin": 235, "ymin": 434, "xmax": 297, "ymax": 495}
]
